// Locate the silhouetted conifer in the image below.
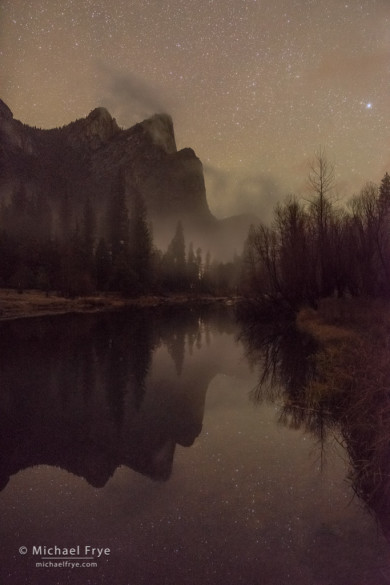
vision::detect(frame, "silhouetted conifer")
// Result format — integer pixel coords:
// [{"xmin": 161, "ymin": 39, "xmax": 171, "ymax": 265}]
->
[
  {"xmin": 379, "ymin": 172, "xmax": 390, "ymax": 213},
  {"xmin": 128, "ymin": 186, "xmax": 152, "ymax": 291}
]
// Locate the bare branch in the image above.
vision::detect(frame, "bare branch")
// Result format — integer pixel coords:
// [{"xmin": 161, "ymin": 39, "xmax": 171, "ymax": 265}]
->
[{"xmin": 308, "ymin": 147, "xmax": 335, "ymax": 199}]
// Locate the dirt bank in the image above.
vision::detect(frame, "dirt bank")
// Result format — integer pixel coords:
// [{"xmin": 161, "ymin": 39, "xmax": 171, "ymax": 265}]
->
[{"xmin": 0, "ymin": 289, "xmax": 232, "ymax": 322}]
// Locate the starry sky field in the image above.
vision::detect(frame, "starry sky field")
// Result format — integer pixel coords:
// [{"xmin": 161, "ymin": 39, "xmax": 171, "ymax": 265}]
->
[{"xmin": 1, "ymin": 0, "xmax": 389, "ymax": 220}]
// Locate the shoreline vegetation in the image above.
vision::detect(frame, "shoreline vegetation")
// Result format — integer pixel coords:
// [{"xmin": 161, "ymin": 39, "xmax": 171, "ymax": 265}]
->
[
  {"xmin": 296, "ymin": 297, "xmax": 390, "ymax": 393},
  {"xmin": 0, "ymin": 289, "xmax": 236, "ymax": 322},
  {"xmin": 297, "ymin": 297, "xmax": 390, "ymax": 534},
  {"xmin": 296, "ymin": 297, "xmax": 390, "ymax": 423}
]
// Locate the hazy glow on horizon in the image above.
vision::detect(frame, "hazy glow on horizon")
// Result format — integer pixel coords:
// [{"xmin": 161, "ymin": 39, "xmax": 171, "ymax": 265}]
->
[{"xmin": 1, "ymin": 0, "xmax": 390, "ymax": 219}]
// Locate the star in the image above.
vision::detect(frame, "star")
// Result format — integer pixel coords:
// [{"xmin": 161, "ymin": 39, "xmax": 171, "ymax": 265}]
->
[{"xmin": 1, "ymin": 0, "xmax": 389, "ymax": 220}]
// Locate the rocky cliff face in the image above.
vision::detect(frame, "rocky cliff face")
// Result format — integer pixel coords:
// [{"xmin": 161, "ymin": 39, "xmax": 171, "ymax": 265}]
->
[{"xmin": 0, "ymin": 100, "xmax": 216, "ymax": 246}]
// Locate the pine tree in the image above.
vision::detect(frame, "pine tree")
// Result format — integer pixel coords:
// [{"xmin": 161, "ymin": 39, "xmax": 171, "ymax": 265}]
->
[
  {"xmin": 82, "ymin": 196, "xmax": 96, "ymax": 269},
  {"xmin": 128, "ymin": 186, "xmax": 152, "ymax": 290},
  {"xmin": 195, "ymin": 247, "xmax": 203, "ymax": 290},
  {"xmin": 0, "ymin": 229, "xmax": 17, "ymax": 286},
  {"xmin": 164, "ymin": 221, "xmax": 186, "ymax": 290},
  {"xmin": 379, "ymin": 172, "xmax": 390, "ymax": 213},
  {"xmin": 167, "ymin": 221, "xmax": 185, "ymax": 269},
  {"xmin": 203, "ymin": 251, "xmax": 211, "ymax": 291},
  {"xmin": 108, "ymin": 171, "xmax": 130, "ymax": 263},
  {"xmin": 187, "ymin": 242, "xmax": 198, "ymax": 289},
  {"xmin": 106, "ymin": 172, "xmax": 132, "ymax": 292}
]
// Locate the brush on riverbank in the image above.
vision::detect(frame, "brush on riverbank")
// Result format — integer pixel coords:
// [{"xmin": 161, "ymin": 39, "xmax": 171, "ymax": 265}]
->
[{"xmin": 297, "ymin": 298, "xmax": 390, "ymax": 524}]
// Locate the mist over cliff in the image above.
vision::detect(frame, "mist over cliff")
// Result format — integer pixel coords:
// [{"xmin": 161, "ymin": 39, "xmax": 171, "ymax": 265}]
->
[{"xmin": 0, "ymin": 100, "xmax": 254, "ymax": 260}]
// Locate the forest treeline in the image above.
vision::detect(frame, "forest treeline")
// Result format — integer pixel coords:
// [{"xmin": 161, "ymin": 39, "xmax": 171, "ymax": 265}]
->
[
  {"xmin": 0, "ymin": 172, "xmax": 241, "ymax": 297},
  {"xmin": 242, "ymin": 150, "xmax": 390, "ymax": 311},
  {"xmin": 1, "ymin": 151, "xmax": 389, "ymax": 305}
]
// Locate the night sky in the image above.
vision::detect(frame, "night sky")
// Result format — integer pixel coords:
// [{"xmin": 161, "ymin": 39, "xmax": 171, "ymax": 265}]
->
[{"xmin": 1, "ymin": 0, "xmax": 389, "ymax": 219}]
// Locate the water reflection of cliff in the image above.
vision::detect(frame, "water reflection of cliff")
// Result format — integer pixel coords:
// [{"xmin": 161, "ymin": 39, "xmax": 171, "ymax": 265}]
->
[
  {"xmin": 0, "ymin": 305, "xmax": 234, "ymax": 491},
  {"xmin": 240, "ymin": 317, "xmax": 390, "ymax": 542}
]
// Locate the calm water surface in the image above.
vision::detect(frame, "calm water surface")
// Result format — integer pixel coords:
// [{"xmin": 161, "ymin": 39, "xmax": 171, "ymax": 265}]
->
[{"xmin": 0, "ymin": 305, "xmax": 389, "ymax": 585}]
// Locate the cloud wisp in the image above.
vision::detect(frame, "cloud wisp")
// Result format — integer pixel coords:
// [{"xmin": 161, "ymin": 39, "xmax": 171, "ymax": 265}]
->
[
  {"xmin": 97, "ymin": 62, "xmax": 171, "ymax": 126},
  {"xmin": 204, "ymin": 165, "xmax": 283, "ymax": 224}
]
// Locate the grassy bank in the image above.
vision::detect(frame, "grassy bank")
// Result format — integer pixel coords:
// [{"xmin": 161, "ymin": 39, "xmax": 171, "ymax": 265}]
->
[
  {"xmin": 297, "ymin": 298, "xmax": 390, "ymax": 529},
  {"xmin": 0, "ymin": 289, "xmax": 231, "ymax": 322},
  {"xmin": 297, "ymin": 297, "xmax": 390, "ymax": 404}
]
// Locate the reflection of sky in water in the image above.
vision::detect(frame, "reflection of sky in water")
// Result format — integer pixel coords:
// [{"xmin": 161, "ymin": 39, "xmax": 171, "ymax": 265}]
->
[{"xmin": 0, "ymin": 309, "xmax": 389, "ymax": 585}]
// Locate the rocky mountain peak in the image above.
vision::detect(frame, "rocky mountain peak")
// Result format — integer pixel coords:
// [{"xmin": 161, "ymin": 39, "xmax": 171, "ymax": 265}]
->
[
  {"xmin": 0, "ymin": 99, "xmax": 35, "ymax": 154},
  {"xmin": 0, "ymin": 99, "xmax": 13, "ymax": 121},
  {"xmin": 65, "ymin": 106, "xmax": 121, "ymax": 149},
  {"xmin": 140, "ymin": 113, "xmax": 177, "ymax": 154},
  {"xmin": 87, "ymin": 106, "xmax": 112, "ymax": 121},
  {"xmin": 0, "ymin": 101, "xmax": 227, "ymax": 256}
]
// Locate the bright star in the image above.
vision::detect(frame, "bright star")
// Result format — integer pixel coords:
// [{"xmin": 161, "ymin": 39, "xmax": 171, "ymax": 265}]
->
[{"xmin": 366, "ymin": 102, "xmax": 373, "ymax": 109}]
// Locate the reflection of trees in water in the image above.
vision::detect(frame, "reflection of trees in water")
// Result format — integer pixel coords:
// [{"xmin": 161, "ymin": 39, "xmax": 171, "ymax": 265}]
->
[
  {"xmin": 239, "ymin": 319, "xmax": 320, "ymax": 414},
  {"xmin": 239, "ymin": 315, "xmax": 390, "ymax": 541},
  {"xmin": 166, "ymin": 329, "xmax": 185, "ymax": 376},
  {"xmin": 103, "ymin": 311, "xmax": 154, "ymax": 427},
  {"xmin": 0, "ymin": 305, "xmax": 231, "ymax": 489},
  {"xmin": 0, "ymin": 311, "xmax": 156, "ymax": 487},
  {"xmin": 155, "ymin": 303, "xmax": 236, "ymax": 373},
  {"xmin": 335, "ymin": 343, "xmax": 390, "ymax": 541}
]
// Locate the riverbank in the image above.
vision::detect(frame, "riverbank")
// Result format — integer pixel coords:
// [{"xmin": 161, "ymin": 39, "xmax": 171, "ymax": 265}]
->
[
  {"xmin": 296, "ymin": 297, "xmax": 390, "ymax": 521},
  {"xmin": 0, "ymin": 289, "xmax": 234, "ymax": 322},
  {"xmin": 297, "ymin": 296, "xmax": 390, "ymax": 340},
  {"xmin": 296, "ymin": 297, "xmax": 390, "ymax": 401}
]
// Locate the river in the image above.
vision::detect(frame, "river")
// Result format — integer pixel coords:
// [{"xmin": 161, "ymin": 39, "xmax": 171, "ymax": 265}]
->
[{"xmin": 0, "ymin": 304, "xmax": 389, "ymax": 584}]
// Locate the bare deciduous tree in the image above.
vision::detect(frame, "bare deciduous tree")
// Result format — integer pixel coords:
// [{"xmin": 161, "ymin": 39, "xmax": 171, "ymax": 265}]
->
[
  {"xmin": 308, "ymin": 148, "xmax": 337, "ymax": 297},
  {"xmin": 308, "ymin": 147, "xmax": 335, "ymax": 202}
]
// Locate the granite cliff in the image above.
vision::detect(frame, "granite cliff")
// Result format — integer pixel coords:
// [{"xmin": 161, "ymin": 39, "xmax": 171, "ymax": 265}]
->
[
  {"xmin": 1, "ymin": 100, "xmax": 213, "ymax": 233},
  {"xmin": 0, "ymin": 100, "xmax": 254, "ymax": 258}
]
